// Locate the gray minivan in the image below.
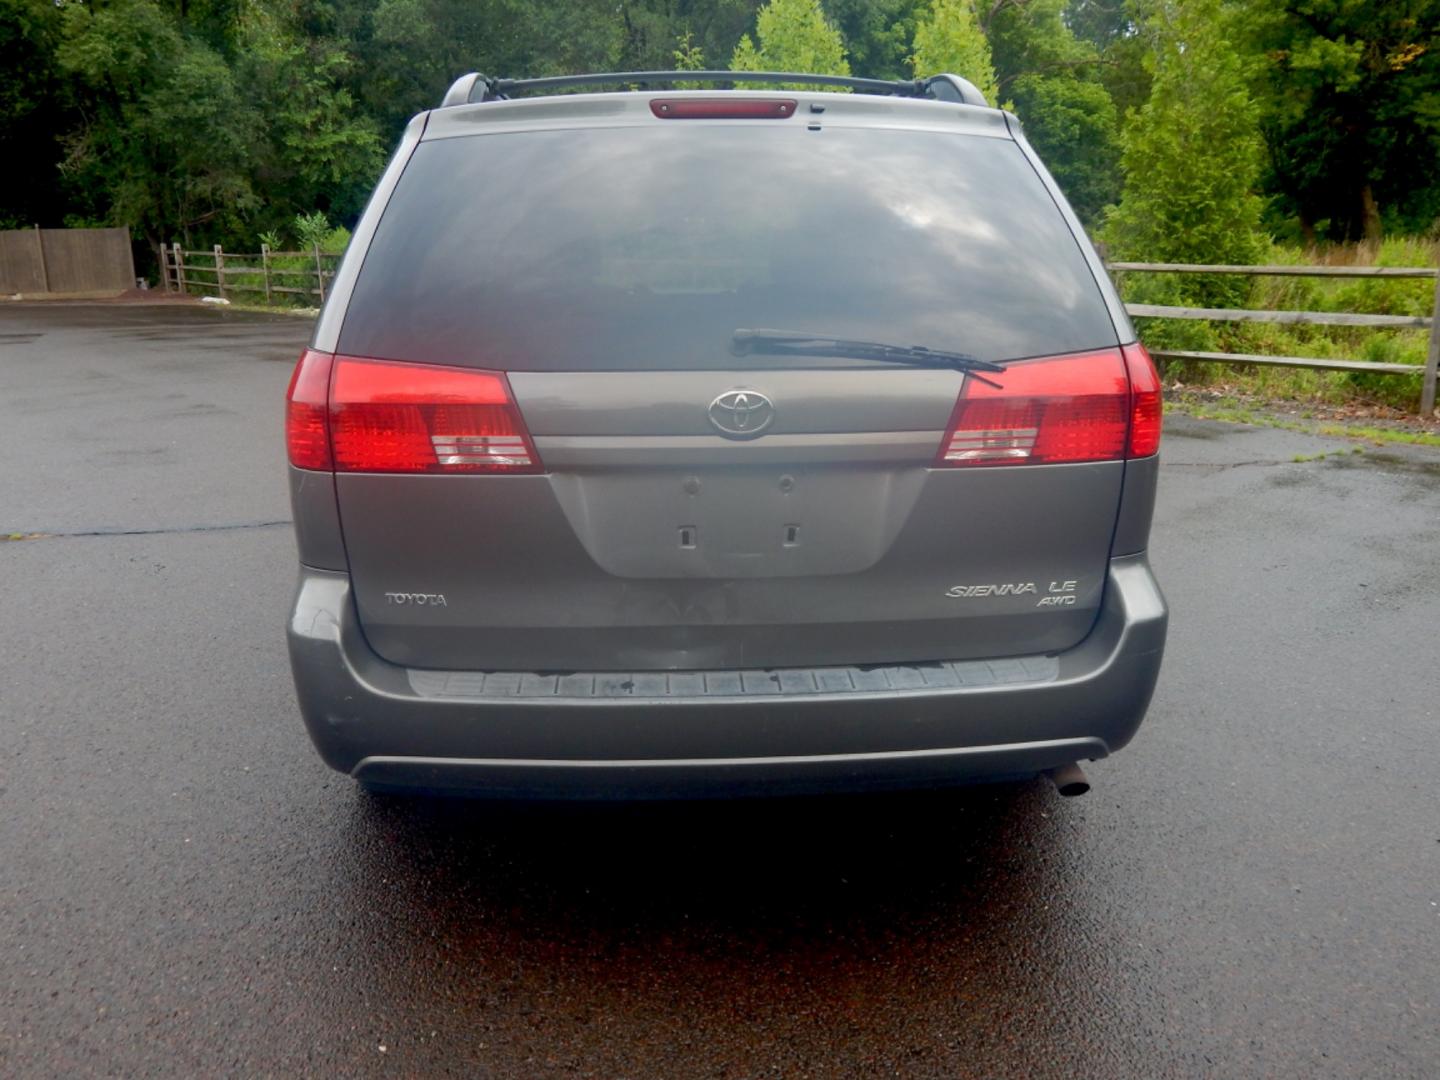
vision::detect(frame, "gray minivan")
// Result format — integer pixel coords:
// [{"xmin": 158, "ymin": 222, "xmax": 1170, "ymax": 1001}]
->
[{"xmin": 284, "ymin": 71, "xmax": 1167, "ymax": 798}]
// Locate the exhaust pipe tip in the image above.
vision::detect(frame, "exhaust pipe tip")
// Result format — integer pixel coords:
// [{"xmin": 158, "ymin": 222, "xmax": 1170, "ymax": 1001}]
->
[{"xmin": 1044, "ymin": 761, "xmax": 1090, "ymax": 797}]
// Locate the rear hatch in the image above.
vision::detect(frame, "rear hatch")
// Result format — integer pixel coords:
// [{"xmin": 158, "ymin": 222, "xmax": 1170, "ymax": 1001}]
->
[{"xmin": 326, "ymin": 107, "xmax": 1133, "ymax": 672}]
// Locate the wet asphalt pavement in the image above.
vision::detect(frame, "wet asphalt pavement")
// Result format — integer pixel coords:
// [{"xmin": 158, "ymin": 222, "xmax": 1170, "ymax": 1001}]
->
[{"xmin": 2, "ymin": 304, "xmax": 1438, "ymax": 1078}]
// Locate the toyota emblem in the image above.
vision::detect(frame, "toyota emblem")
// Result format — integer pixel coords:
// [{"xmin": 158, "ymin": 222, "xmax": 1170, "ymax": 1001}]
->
[{"xmin": 708, "ymin": 389, "xmax": 775, "ymax": 439}]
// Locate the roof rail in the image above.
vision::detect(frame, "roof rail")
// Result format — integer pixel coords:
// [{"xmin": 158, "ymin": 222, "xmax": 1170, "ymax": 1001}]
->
[{"xmin": 440, "ymin": 70, "xmax": 990, "ymax": 109}]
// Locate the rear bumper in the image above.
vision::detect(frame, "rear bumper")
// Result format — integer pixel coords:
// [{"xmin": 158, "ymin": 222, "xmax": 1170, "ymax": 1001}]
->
[{"xmin": 287, "ymin": 555, "xmax": 1167, "ymax": 797}]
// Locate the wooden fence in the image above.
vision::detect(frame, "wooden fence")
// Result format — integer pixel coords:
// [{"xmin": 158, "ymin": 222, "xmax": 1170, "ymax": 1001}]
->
[
  {"xmin": 1108, "ymin": 261, "xmax": 1440, "ymax": 414},
  {"xmin": 161, "ymin": 243, "xmax": 340, "ymax": 305},
  {"xmin": 1, "ymin": 227, "xmax": 136, "ymax": 295}
]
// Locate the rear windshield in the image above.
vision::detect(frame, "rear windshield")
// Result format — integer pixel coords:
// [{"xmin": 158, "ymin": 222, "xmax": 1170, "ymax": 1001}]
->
[{"xmin": 339, "ymin": 125, "xmax": 1117, "ymax": 370}]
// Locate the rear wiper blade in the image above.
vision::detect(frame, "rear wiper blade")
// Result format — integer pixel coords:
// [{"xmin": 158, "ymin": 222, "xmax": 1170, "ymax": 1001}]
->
[{"xmin": 731, "ymin": 328, "xmax": 1007, "ymax": 374}]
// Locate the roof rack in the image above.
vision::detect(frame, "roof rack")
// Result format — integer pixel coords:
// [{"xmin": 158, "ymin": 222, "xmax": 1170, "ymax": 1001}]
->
[{"xmin": 440, "ymin": 71, "xmax": 989, "ymax": 109}]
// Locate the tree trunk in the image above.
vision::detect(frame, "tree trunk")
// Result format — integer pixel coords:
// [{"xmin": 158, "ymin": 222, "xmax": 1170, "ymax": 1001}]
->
[
  {"xmin": 148, "ymin": 233, "xmax": 163, "ymax": 291},
  {"xmin": 1298, "ymin": 213, "xmax": 1317, "ymax": 247},
  {"xmin": 1360, "ymin": 184, "xmax": 1383, "ymax": 243}
]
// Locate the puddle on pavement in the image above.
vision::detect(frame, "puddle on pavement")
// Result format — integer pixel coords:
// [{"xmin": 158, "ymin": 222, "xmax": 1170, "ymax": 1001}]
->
[
  {"xmin": 1162, "ymin": 421, "xmax": 1234, "ymax": 440},
  {"xmin": 1322, "ymin": 450, "xmax": 1440, "ymax": 478},
  {"xmin": 1266, "ymin": 470, "xmax": 1314, "ymax": 489}
]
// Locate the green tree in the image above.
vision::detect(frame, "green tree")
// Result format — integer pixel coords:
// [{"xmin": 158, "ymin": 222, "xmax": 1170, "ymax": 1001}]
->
[
  {"xmin": 674, "ymin": 29, "xmax": 706, "ymax": 70},
  {"xmin": 910, "ymin": 0, "xmax": 998, "ymax": 105},
  {"xmin": 1103, "ymin": 0, "xmax": 1266, "ymax": 306},
  {"xmin": 1242, "ymin": 0, "xmax": 1440, "ymax": 241},
  {"xmin": 672, "ymin": 29, "xmax": 708, "ymax": 88},
  {"xmin": 827, "ymin": 0, "xmax": 925, "ymax": 80},
  {"xmin": 239, "ymin": 4, "xmax": 383, "ymax": 234},
  {"xmin": 55, "ymin": 0, "xmax": 260, "ymax": 259},
  {"xmin": 982, "ymin": 0, "xmax": 1122, "ymax": 224},
  {"xmin": 656, "ymin": 2, "xmax": 771, "ymax": 76},
  {"xmin": 1011, "ymin": 75, "xmax": 1119, "ymax": 223},
  {"xmin": 363, "ymin": 0, "xmax": 624, "ymax": 137},
  {"xmin": 0, "ymin": 0, "xmax": 72, "ymax": 227},
  {"xmin": 985, "ymin": 0, "xmax": 1088, "ymax": 89},
  {"xmin": 607, "ymin": 2, "xmax": 759, "ymax": 71},
  {"xmin": 1065, "ymin": 0, "xmax": 1152, "ymax": 117},
  {"xmin": 731, "ymin": 0, "xmax": 851, "ymax": 83},
  {"xmin": 47, "ymin": 0, "xmax": 387, "ymax": 269}
]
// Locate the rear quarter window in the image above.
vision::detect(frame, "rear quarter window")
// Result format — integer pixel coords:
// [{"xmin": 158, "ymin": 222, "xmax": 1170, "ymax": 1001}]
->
[{"xmin": 338, "ymin": 125, "xmax": 1118, "ymax": 370}]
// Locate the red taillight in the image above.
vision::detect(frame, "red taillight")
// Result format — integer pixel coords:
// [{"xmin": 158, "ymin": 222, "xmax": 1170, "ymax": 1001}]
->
[
  {"xmin": 938, "ymin": 348, "xmax": 1131, "ymax": 466},
  {"xmin": 650, "ymin": 98, "xmax": 797, "ymax": 119},
  {"xmin": 286, "ymin": 349, "xmax": 334, "ymax": 470},
  {"xmin": 327, "ymin": 356, "xmax": 540, "ymax": 474},
  {"xmin": 1123, "ymin": 342, "xmax": 1163, "ymax": 457}
]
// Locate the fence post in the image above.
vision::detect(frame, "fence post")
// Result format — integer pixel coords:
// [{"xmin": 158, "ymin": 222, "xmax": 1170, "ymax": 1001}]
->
[
  {"xmin": 260, "ymin": 243, "xmax": 272, "ymax": 304},
  {"xmin": 1423, "ymin": 272, "xmax": 1440, "ymax": 415},
  {"xmin": 213, "ymin": 244, "xmax": 226, "ymax": 300},
  {"xmin": 33, "ymin": 225, "xmax": 51, "ymax": 293},
  {"xmin": 313, "ymin": 242, "xmax": 326, "ymax": 304},
  {"xmin": 159, "ymin": 242, "xmax": 171, "ymax": 294},
  {"xmin": 173, "ymin": 243, "xmax": 185, "ymax": 295}
]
